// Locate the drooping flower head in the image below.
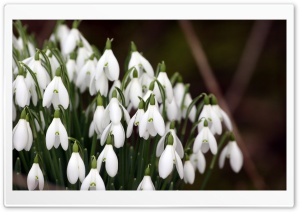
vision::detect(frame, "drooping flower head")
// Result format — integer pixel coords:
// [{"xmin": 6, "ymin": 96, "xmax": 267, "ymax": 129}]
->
[
  {"xmin": 127, "ymin": 99, "xmax": 145, "ymax": 138},
  {"xmin": 81, "ymin": 156, "xmax": 105, "ymax": 190},
  {"xmin": 124, "ymin": 68, "xmax": 143, "ymax": 109},
  {"xmin": 13, "ymin": 66, "xmax": 30, "ymax": 108},
  {"xmin": 211, "ymin": 95, "xmax": 232, "ymax": 132},
  {"xmin": 67, "ymin": 142, "xmax": 85, "ymax": 184},
  {"xmin": 137, "ymin": 165, "xmax": 155, "ymax": 191},
  {"xmin": 27, "ymin": 155, "xmax": 44, "ymax": 191},
  {"xmin": 183, "ymin": 154, "xmax": 195, "ymax": 184}
]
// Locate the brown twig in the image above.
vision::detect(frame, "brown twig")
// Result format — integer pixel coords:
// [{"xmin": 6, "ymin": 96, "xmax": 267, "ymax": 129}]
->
[
  {"xmin": 225, "ymin": 21, "xmax": 273, "ymax": 112},
  {"xmin": 179, "ymin": 20, "xmax": 267, "ymax": 189}
]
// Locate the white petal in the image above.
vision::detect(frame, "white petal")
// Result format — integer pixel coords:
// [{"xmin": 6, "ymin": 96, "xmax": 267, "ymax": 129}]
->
[
  {"xmin": 201, "ymin": 143, "xmax": 210, "ymax": 154},
  {"xmin": 174, "ymin": 152, "xmax": 184, "ymax": 179},
  {"xmin": 95, "ymin": 171, "xmax": 106, "ymax": 190},
  {"xmin": 183, "ymin": 161, "xmax": 195, "ymax": 184},
  {"xmin": 27, "ymin": 164, "xmax": 38, "ymax": 190},
  {"xmin": 77, "ymin": 153, "xmax": 86, "ymax": 182},
  {"xmin": 208, "ymin": 130, "xmax": 217, "ymax": 155},
  {"xmin": 210, "ymin": 108, "xmax": 222, "ymax": 135},
  {"xmin": 80, "ymin": 171, "xmax": 92, "ymax": 190},
  {"xmin": 152, "ymin": 107, "xmax": 165, "ymax": 136},
  {"xmin": 42, "ymin": 79, "xmax": 55, "ymax": 107},
  {"xmin": 173, "ymin": 132, "xmax": 184, "ymax": 159},
  {"xmin": 221, "ymin": 109, "xmax": 232, "ymax": 131},
  {"xmin": 37, "ymin": 165, "xmax": 44, "ymax": 190},
  {"xmin": 58, "ymin": 119, "xmax": 68, "ymax": 151},
  {"xmin": 112, "ymin": 123, "xmax": 125, "ymax": 148},
  {"xmin": 97, "ymin": 148, "xmax": 106, "ymax": 172},
  {"xmin": 67, "ymin": 153, "xmax": 79, "ymax": 184},
  {"xmin": 120, "ymin": 104, "xmax": 131, "ymax": 124},
  {"xmin": 230, "ymin": 142, "xmax": 243, "ymax": 173},
  {"xmin": 219, "ymin": 145, "xmax": 228, "ymax": 169},
  {"xmin": 141, "ymin": 176, "xmax": 155, "ymax": 190},
  {"xmin": 58, "ymin": 78, "xmax": 69, "ymax": 109},
  {"xmin": 193, "ymin": 129, "xmax": 204, "ymax": 153},
  {"xmin": 196, "ymin": 151, "xmax": 206, "ymax": 174},
  {"xmin": 106, "ymin": 50, "xmax": 119, "ymax": 81},
  {"xmin": 15, "ymin": 76, "xmax": 29, "ymax": 107},
  {"xmin": 126, "ymin": 114, "xmax": 136, "ymax": 138},
  {"xmin": 109, "ymin": 99, "xmax": 122, "ymax": 124},
  {"xmin": 13, "ymin": 120, "xmax": 28, "ymax": 151},
  {"xmin": 63, "ymin": 29, "xmax": 79, "ymax": 55},
  {"xmin": 158, "ymin": 145, "xmax": 174, "ymax": 179},
  {"xmin": 156, "ymin": 134, "xmax": 166, "ymax": 157},
  {"xmin": 138, "ymin": 110, "xmax": 149, "ymax": 137},
  {"xmin": 101, "ymin": 123, "xmax": 112, "ymax": 146},
  {"xmin": 138, "ymin": 53, "xmax": 154, "ymax": 77},
  {"xmin": 89, "ymin": 121, "xmax": 95, "ymax": 138},
  {"xmin": 93, "ymin": 106, "xmax": 105, "ymax": 134},
  {"xmin": 25, "ymin": 122, "xmax": 33, "ymax": 151},
  {"xmin": 46, "ymin": 119, "xmax": 56, "ymax": 150},
  {"xmin": 130, "ymin": 79, "xmax": 143, "ymax": 108},
  {"xmin": 105, "ymin": 145, "xmax": 118, "ymax": 177}
]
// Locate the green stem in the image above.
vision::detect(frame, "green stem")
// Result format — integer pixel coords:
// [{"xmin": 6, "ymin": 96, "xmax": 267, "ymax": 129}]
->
[
  {"xmin": 18, "ymin": 151, "xmax": 29, "ymax": 173},
  {"xmin": 200, "ymin": 132, "xmax": 229, "ymax": 190},
  {"xmin": 90, "ymin": 133, "xmax": 97, "ymax": 158}
]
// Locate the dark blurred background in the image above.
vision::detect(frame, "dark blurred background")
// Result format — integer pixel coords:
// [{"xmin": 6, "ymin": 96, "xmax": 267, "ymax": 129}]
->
[{"xmin": 18, "ymin": 20, "xmax": 286, "ymax": 190}]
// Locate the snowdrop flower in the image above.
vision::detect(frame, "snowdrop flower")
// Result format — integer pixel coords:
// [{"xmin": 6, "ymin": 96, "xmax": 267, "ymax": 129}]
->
[
  {"xmin": 139, "ymin": 94, "xmax": 165, "ymax": 138},
  {"xmin": 76, "ymin": 41, "xmax": 93, "ymax": 70},
  {"xmin": 156, "ymin": 121, "xmax": 184, "ymax": 158},
  {"xmin": 97, "ymin": 135, "xmax": 118, "ymax": 177},
  {"xmin": 46, "ymin": 110, "xmax": 68, "ymax": 150},
  {"xmin": 76, "ymin": 54, "xmax": 96, "ymax": 93},
  {"xmin": 142, "ymin": 81, "xmax": 159, "ymax": 109},
  {"xmin": 211, "ymin": 95, "xmax": 232, "ymax": 132},
  {"xmin": 128, "ymin": 42, "xmax": 154, "ymax": 78},
  {"xmin": 190, "ymin": 151, "xmax": 206, "ymax": 174},
  {"xmin": 153, "ymin": 62, "xmax": 173, "ymax": 103},
  {"xmin": 158, "ymin": 135, "xmax": 183, "ymax": 179},
  {"xmin": 102, "ymin": 90, "xmax": 130, "ymax": 130},
  {"xmin": 12, "ymin": 110, "xmax": 33, "ymax": 151},
  {"xmin": 26, "ymin": 52, "xmax": 50, "ymax": 90},
  {"xmin": 17, "ymin": 37, "xmax": 36, "ymax": 57},
  {"xmin": 89, "ymin": 56, "xmax": 109, "ymax": 96},
  {"xmin": 81, "ymin": 157, "xmax": 105, "ymax": 190},
  {"xmin": 93, "ymin": 95, "xmax": 105, "ymax": 135},
  {"xmin": 137, "ymin": 165, "xmax": 155, "ymax": 191},
  {"xmin": 13, "ymin": 68, "xmax": 30, "ymax": 107},
  {"xmin": 124, "ymin": 69, "xmax": 143, "ymax": 108},
  {"xmin": 54, "ymin": 23, "xmax": 70, "ymax": 50},
  {"xmin": 89, "ymin": 120, "xmax": 95, "ymax": 138},
  {"xmin": 101, "ymin": 122, "xmax": 125, "ymax": 148},
  {"xmin": 162, "ymin": 98, "xmax": 181, "ymax": 121},
  {"xmin": 183, "ymin": 155, "xmax": 195, "ymax": 184},
  {"xmin": 96, "ymin": 38, "xmax": 119, "ymax": 81},
  {"xmin": 67, "ymin": 142, "xmax": 85, "ymax": 184},
  {"xmin": 139, "ymin": 72, "xmax": 154, "ymax": 94},
  {"xmin": 27, "ymin": 155, "xmax": 44, "ymax": 190},
  {"xmin": 219, "ymin": 134, "xmax": 243, "ymax": 173},
  {"xmin": 43, "ymin": 67, "xmax": 69, "ymax": 109},
  {"xmin": 62, "ymin": 21, "xmax": 92, "ymax": 56},
  {"xmin": 126, "ymin": 100, "xmax": 145, "ymax": 138},
  {"xmin": 197, "ymin": 95, "xmax": 222, "ymax": 135},
  {"xmin": 66, "ymin": 52, "xmax": 78, "ymax": 82},
  {"xmin": 193, "ymin": 120, "xmax": 217, "ymax": 155}
]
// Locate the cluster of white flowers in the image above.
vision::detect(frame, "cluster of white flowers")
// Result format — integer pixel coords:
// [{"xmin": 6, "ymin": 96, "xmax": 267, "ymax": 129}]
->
[{"xmin": 12, "ymin": 21, "xmax": 243, "ymax": 191}]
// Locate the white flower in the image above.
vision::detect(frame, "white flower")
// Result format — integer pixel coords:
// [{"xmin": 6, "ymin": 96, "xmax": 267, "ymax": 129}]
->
[
  {"xmin": 126, "ymin": 100, "xmax": 145, "ymax": 138},
  {"xmin": 89, "ymin": 120, "xmax": 95, "ymax": 138},
  {"xmin": 46, "ymin": 50, "xmax": 60, "ymax": 77},
  {"xmin": 55, "ymin": 24, "xmax": 70, "ymax": 50},
  {"xmin": 124, "ymin": 69, "xmax": 143, "ymax": 108},
  {"xmin": 96, "ymin": 39, "xmax": 119, "ymax": 81},
  {"xmin": 67, "ymin": 143, "xmax": 85, "ymax": 184},
  {"xmin": 158, "ymin": 135, "xmax": 183, "ymax": 179},
  {"xmin": 153, "ymin": 62, "xmax": 173, "ymax": 103},
  {"xmin": 81, "ymin": 158, "xmax": 105, "ymax": 190},
  {"xmin": 43, "ymin": 68, "xmax": 69, "ymax": 109},
  {"xmin": 210, "ymin": 95, "xmax": 232, "ymax": 132},
  {"xmin": 108, "ymin": 80, "xmax": 121, "ymax": 100},
  {"xmin": 27, "ymin": 157, "xmax": 44, "ymax": 190},
  {"xmin": 12, "ymin": 110, "xmax": 32, "ymax": 151},
  {"xmin": 137, "ymin": 165, "xmax": 155, "ymax": 191},
  {"xmin": 76, "ymin": 55, "xmax": 96, "ymax": 93},
  {"xmin": 139, "ymin": 95, "xmax": 165, "ymax": 138},
  {"xmin": 197, "ymin": 96, "xmax": 222, "ymax": 135},
  {"xmin": 93, "ymin": 95, "xmax": 106, "ymax": 135},
  {"xmin": 13, "ymin": 74, "xmax": 30, "ymax": 107},
  {"xmin": 190, "ymin": 151, "xmax": 206, "ymax": 174},
  {"xmin": 97, "ymin": 136, "xmax": 118, "ymax": 177},
  {"xmin": 76, "ymin": 44, "xmax": 93, "ymax": 70},
  {"xmin": 89, "ymin": 63, "xmax": 109, "ymax": 96},
  {"xmin": 46, "ymin": 110, "xmax": 68, "ymax": 151},
  {"xmin": 128, "ymin": 42, "xmax": 154, "ymax": 78},
  {"xmin": 12, "ymin": 102, "xmax": 16, "ymax": 122},
  {"xmin": 66, "ymin": 52, "xmax": 78, "ymax": 82},
  {"xmin": 26, "ymin": 52, "xmax": 50, "ymax": 90},
  {"xmin": 162, "ymin": 98, "xmax": 181, "ymax": 121},
  {"xmin": 101, "ymin": 122, "xmax": 125, "ymax": 148},
  {"xmin": 17, "ymin": 37, "xmax": 36, "ymax": 57},
  {"xmin": 156, "ymin": 122, "xmax": 184, "ymax": 159},
  {"xmin": 219, "ymin": 140, "xmax": 243, "ymax": 173},
  {"xmin": 139, "ymin": 72, "xmax": 154, "ymax": 94},
  {"xmin": 183, "ymin": 160, "xmax": 195, "ymax": 184},
  {"xmin": 193, "ymin": 120, "xmax": 217, "ymax": 155}
]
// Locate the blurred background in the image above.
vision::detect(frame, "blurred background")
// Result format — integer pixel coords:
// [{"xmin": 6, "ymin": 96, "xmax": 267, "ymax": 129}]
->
[{"xmin": 17, "ymin": 20, "xmax": 286, "ymax": 190}]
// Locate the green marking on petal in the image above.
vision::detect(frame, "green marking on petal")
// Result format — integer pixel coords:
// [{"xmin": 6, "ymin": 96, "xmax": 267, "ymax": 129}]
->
[
  {"xmin": 55, "ymin": 132, "xmax": 59, "ymax": 135},
  {"xmin": 148, "ymin": 118, "xmax": 153, "ymax": 122},
  {"xmin": 53, "ymin": 89, "xmax": 59, "ymax": 93},
  {"xmin": 202, "ymin": 139, "xmax": 208, "ymax": 143}
]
